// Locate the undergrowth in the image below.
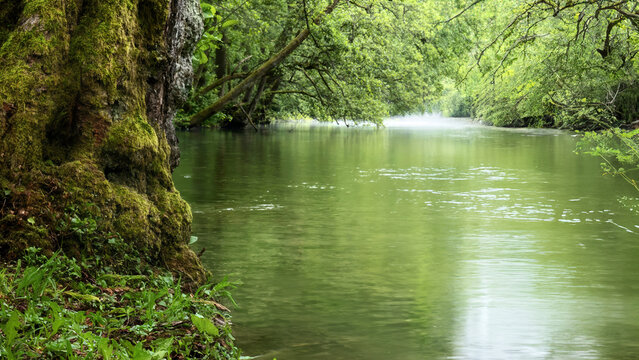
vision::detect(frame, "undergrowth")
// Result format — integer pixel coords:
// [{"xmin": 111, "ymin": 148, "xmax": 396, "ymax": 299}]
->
[{"xmin": 0, "ymin": 248, "xmax": 241, "ymax": 359}]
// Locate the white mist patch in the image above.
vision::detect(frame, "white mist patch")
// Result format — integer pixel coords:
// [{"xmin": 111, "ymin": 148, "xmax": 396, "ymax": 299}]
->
[{"xmin": 384, "ymin": 113, "xmax": 477, "ymax": 129}]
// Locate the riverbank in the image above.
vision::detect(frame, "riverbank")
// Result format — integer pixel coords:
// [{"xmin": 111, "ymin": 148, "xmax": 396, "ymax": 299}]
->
[{"xmin": 0, "ymin": 248, "xmax": 240, "ymax": 359}]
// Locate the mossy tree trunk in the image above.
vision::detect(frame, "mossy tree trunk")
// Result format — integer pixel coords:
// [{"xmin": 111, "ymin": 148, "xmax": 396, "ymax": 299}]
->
[{"xmin": 0, "ymin": 0, "xmax": 206, "ymax": 283}]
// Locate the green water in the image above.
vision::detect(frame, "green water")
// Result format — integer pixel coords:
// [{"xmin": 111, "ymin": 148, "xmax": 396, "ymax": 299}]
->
[{"xmin": 174, "ymin": 116, "xmax": 639, "ymax": 359}]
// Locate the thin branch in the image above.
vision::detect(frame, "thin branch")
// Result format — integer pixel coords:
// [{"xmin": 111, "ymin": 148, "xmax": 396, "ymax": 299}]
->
[
  {"xmin": 443, "ymin": 0, "xmax": 484, "ymax": 24},
  {"xmin": 229, "ymin": 55, "xmax": 253, "ymax": 76},
  {"xmin": 265, "ymin": 89, "xmax": 319, "ymax": 99},
  {"xmin": 299, "ymin": 67, "xmax": 326, "ymax": 105},
  {"xmin": 194, "ymin": 72, "xmax": 249, "ymax": 99},
  {"xmin": 238, "ymin": 103, "xmax": 258, "ymax": 132},
  {"xmin": 315, "ymin": 68, "xmax": 334, "ymax": 93}
]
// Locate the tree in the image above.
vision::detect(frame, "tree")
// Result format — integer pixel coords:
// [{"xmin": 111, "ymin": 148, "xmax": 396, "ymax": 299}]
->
[
  {"xmin": 447, "ymin": 0, "xmax": 639, "ymax": 129},
  {"xmin": 0, "ymin": 0, "xmax": 206, "ymax": 283},
  {"xmin": 188, "ymin": 0, "xmax": 342, "ymax": 128},
  {"xmin": 180, "ymin": 0, "xmax": 457, "ymax": 128}
]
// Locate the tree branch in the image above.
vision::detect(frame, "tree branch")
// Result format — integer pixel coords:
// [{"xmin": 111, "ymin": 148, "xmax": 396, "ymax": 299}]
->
[
  {"xmin": 194, "ymin": 72, "xmax": 248, "ymax": 99},
  {"xmin": 443, "ymin": 0, "xmax": 485, "ymax": 24}
]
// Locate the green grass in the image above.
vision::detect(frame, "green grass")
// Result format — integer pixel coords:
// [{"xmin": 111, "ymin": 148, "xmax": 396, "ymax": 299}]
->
[{"xmin": 0, "ymin": 248, "xmax": 241, "ymax": 359}]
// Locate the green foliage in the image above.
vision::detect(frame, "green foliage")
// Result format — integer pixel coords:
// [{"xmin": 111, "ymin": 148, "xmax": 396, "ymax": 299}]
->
[
  {"xmin": 193, "ymin": 2, "xmax": 221, "ymax": 67},
  {"xmin": 0, "ymin": 249, "xmax": 241, "ymax": 359},
  {"xmin": 433, "ymin": 81, "xmax": 472, "ymax": 117},
  {"xmin": 450, "ymin": 0, "xmax": 639, "ymax": 130},
  {"xmin": 183, "ymin": 0, "xmax": 457, "ymax": 127},
  {"xmin": 577, "ymin": 128, "xmax": 639, "ymax": 212},
  {"xmin": 577, "ymin": 128, "xmax": 639, "ymax": 192},
  {"xmin": 175, "ymin": 109, "xmax": 232, "ymax": 128},
  {"xmin": 184, "ymin": 0, "xmax": 639, "ymax": 129}
]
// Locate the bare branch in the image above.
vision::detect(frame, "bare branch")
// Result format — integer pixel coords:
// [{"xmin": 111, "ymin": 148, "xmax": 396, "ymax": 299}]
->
[{"xmin": 265, "ymin": 89, "xmax": 320, "ymax": 99}]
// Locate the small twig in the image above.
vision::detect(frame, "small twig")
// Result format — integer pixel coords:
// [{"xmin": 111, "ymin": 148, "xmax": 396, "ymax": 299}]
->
[
  {"xmin": 299, "ymin": 67, "xmax": 326, "ymax": 105},
  {"xmin": 230, "ymin": 55, "xmax": 253, "ymax": 76},
  {"xmin": 238, "ymin": 103, "xmax": 258, "ymax": 132},
  {"xmin": 441, "ymin": 0, "xmax": 485, "ymax": 24}
]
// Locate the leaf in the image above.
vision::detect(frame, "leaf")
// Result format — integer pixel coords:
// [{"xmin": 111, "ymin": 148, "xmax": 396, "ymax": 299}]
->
[
  {"xmin": 131, "ymin": 342, "xmax": 153, "ymax": 360},
  {"xmin": 50, "ymin": 318, "xmax": 64, "ymax": 338},
  {"xmin": 190, "ymin": 314, "xmax": 219, "ymax": 337},
  {"xmin": 27, "ymin": 217, "xmax": 35, "ymax": 225},
  {"xmin": 64, "ymin": 290, "xmax": 101, "ymax": 302},
  {"xmin": 2, "ymin": 311, "xmax": 22, "ymax": 345},
  {"xmin": 189, "ymin": 236, "xmax": 198, "ymax": 245},
  {"xmin": 192, "ymin": 298, "xmax": 231, "ymax": 312},
  {"xmin": 221, "ymin": 19, "xmax": 239, "ymax": 29},
  {"xmin": 201, "ymin": 3, "xmax": 216, "ymax": 19},
  {"xmin": 98, "ymin": 338, "xmax": 114, "ymax": 360},
  {"xmin": 49, "ymin": 302, "xmax": 65, "ymax": 339},
  {"xmin": 150, "ymin": 338, "xmax": 173, "ymax": 359},
  {"xmin": 17, "ymin": 266, "xmax": 44, "ymax": 294}
]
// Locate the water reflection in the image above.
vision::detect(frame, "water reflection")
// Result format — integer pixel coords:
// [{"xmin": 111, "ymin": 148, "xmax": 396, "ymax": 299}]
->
[{"xmin": 174, "ymin": 116, "xmax": 639, "ymax": 359}]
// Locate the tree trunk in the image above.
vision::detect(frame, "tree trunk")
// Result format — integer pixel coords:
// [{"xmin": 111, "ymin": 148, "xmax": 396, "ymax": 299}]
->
[
  {"xmin": 0, "ymin": 0, "xmax": 206, "ymax": 283},
  {"xmin": 215, "ymin": 31, "xmax": 229, "ymax": 97}
]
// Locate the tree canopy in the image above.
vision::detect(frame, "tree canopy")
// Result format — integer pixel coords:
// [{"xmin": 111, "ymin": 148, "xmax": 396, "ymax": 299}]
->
[
  {"xmin": 178, "ymin": 0, "xmax": 639, "ymax": 130},
  {"xmin": 179, "ymin": 0, "xmax": 470, "ymax": 128},
  {"xmin": 447, "ymin": 0, "xmax": 639, "ymax": 129}
]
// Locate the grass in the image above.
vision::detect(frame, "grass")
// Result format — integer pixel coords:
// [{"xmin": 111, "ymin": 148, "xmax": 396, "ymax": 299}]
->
[{"xmin": 0, "ymin": 248, "xmax": 241, "ymax": 359}]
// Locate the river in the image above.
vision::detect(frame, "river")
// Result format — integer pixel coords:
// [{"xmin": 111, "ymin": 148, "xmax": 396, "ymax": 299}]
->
[{"xmin": 173, "ymin": 115, "xmax": 639, "ymax": 359}]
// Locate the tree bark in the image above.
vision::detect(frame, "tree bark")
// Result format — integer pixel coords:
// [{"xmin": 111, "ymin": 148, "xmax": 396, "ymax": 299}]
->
[
  {"xmin": 215, "ymin": 31, "xmax": 229, "ymax": 97},
  {"xmin": 0, "ymin": 0, "xmax": 206, "ymax": 284},
  {"xmin": 188, "ymin": 0, "xmax": 341, "ymax": 127}
]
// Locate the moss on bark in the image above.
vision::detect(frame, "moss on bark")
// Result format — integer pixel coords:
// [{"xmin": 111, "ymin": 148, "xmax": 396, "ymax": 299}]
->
[{"xmin": 0, "ymin": 0, "xmax": 205, "ymax": 284}]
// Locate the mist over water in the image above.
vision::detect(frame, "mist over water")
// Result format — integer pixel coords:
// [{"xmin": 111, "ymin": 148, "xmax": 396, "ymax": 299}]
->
[
  {"xmin": 384, "ymin": 114, "xmax": 476, "ymax": 128},
  {"xmin": 175, "ymin": 115, "xmax": 639, "ymax": 359}
]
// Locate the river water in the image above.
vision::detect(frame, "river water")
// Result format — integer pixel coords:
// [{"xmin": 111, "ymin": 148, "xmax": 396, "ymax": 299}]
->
[{"xmin": 174, "ymin": 115, "xmax": 639, "ymax": 360}]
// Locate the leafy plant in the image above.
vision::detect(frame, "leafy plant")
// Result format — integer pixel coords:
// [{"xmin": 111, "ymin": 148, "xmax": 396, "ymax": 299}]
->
[
  {"xmin": 0, "ymin": 250, "xmax": 242, "ymax": 359},
  {"xmin": 577, "ymin": 128, "xmax": 639, "ymax": 192}
]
